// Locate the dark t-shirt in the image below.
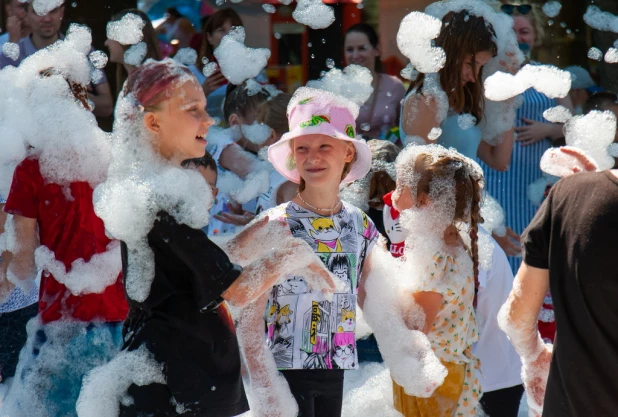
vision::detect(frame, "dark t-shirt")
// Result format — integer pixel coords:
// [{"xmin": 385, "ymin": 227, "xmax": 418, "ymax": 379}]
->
[
  {"xmin": 522, "ymin": 171, "xmax": 618, "ymax": 417},
  {"xmin": 120, "ymin": 212, "xmax": 248, "ymax": 417}
]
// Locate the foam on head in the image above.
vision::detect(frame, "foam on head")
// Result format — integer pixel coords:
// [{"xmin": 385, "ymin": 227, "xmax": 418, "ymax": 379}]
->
[{"xmin": 306, "ymin": 65, "xmax": 374, "ymax": 106}]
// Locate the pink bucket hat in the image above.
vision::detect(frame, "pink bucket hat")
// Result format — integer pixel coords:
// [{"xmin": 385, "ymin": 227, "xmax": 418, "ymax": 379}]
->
[{"xmin": 267, "ymin": 87, "xmax": 372, "ymax": 184}]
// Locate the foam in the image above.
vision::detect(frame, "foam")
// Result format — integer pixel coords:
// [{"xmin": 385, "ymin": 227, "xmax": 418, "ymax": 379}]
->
[
  {"xmin": 173, "ymin": 48, "xmax": 197, "ymax": 66},
  {"xmin": 214, "ymin": 27, "xmax": 271, "ymax": 85},
  {"xmin": 293, "ymin": 0, "xmax": 335, "ymax": 30},
  {"xmin": 306, "ymin": 65, "xmax": 374, "ymax": 106},
  {"xmin": 106, "ymin": 13, "xmax": 145, "ymax": 46}
]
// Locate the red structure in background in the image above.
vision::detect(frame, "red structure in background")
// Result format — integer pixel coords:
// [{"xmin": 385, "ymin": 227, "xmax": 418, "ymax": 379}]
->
[{"xmin": 262, "ymin": 0, "xmax": 362, "ymax": 92}]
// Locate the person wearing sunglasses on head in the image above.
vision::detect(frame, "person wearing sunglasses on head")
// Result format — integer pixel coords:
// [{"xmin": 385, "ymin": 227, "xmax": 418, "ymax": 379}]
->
[{"xmin": 479, "ymin": 3, "xmax": 574, "ymax": 277}]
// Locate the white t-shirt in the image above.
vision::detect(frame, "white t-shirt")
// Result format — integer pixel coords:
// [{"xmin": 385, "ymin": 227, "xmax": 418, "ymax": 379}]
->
[
  {"xmin": 473, "ymin": 231, "xmax": 523, "ymax": 392},
  {"xmin": 256, "ymin": 171, "xmax": 288, "ymax": 215}
]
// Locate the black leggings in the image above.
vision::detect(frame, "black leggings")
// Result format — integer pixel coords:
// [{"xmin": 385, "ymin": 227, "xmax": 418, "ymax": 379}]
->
[
  {"xmin": 480, "ymin": 384, "xmax": 524, "ymax": 417},
  {"xmin": 281, "ymin": 369, "xmax": 344, "ymax": 417},
  {"xmin": 0, "ymin": 303, "xmax": 38, "ymax": 380}
]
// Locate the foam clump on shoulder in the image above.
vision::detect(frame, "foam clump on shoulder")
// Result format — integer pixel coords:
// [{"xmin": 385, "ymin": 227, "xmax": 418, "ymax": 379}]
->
[
  {"xmin": 107, "ymin": 13, "xmax": 145, "ymax": 45},
  {"xmin": 76, "ymin": 346, "xmax": 165, "ymax": 417},
  {"xmin": 293, "ymin": 0, "xmax": 335, "ymax": 29},
  {"xmin": 214, "ymin": 27, "xmax": 271, "ymax": 85},
  {"xmin": 485, "ymin": 64, "xmax": 571, "ymax": 101},
  {"xmin": 290, "ymin": 86, "xmax": 360, "ymax": 120},
  {"xmin": 583, "ymin": 6, "xmax": 618, "ymax": 33},
  {"xmin": 2, "ymin": 42, "xmax": 19, "ymax": 61},
  {"xmin": 32, "ymin": 0, "xmax": 63, "ymax": 16},
  {"xmin": 173, "ymin": 48, "xmax": 197, "ymax": 66},
  {"xmin": 543, "ymin": 105, "xmax": 572, "ymax": 123},
  {"xmin": 93, "ymin": 59, "xmax": 213, "ymax": 303},
  {"xmin": 306, "ymin": 65, "xmax": 374, "ymax": 106},
  {"xmin": 397, "ymin": 11, "xmax": 445, "ymax": 73}
]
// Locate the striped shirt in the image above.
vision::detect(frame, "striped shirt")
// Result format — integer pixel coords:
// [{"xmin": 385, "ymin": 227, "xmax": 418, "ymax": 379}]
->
[{"xmin": 479, "ymin": 88, "xmax": 556, "ymax": 273}]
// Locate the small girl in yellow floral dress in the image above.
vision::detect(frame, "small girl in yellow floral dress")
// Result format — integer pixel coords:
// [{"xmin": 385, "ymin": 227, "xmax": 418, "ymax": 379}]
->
[{"xmin": 389, "ymin": 144, "xmax": 484, "ymax": 417}]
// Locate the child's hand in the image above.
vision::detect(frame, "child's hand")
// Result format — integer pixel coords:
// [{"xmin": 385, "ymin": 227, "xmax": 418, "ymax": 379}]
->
[
  {"xmin": 213, "ymin": 211, "xmax": 255, "ymax": 226},
  {"xmin": 493, "ymin": 227, "xmax": 521, "ymax": 257}
]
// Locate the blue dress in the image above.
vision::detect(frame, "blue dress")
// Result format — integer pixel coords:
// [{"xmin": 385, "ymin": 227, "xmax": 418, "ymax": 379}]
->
[{"xmin": 479, "ymin": 88, "xmax": 556, "ymax": 274}]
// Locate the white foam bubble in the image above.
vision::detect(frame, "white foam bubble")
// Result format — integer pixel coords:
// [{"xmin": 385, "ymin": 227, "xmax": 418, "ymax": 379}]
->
[
  {"xmin": 263, "ymin": 4, "xmax": 276, "ymax": 13},
  {"xmin": 293, "ymin": 0, "xmax": 335, "ymax": 30},
  {"xmin": 202, "ymin": 61, "xmax": 218, "ymax": 77},
  {"xmin": 106, "ymin": 13, "xmax": 145, "ymax": 46},
  {"xmin": 584, "ymin": 6, "xmax": 618, "ymax": 33},
  {"xmin": 396, "ymin": 11, "xmax": 446, "ymax": 73},
  {"xmin": 173, "ymin": 47, "xmax": 197, "ymax": 66},
  {"xmin": 241, "ymin": 123, "xmax": 272, "ymax": 145},
  {"xmin": 32, "ymin": 0, "xmax": 64, "ymax": 16},
  {"xmin": 124, "ymin": 42, "xmax": 147, "ymax": 66},
  {"xmin": 457, "ymin": 114, "xmax": 476, "ymax": 131},
  {"xmin": 543, "ymin": 105, "xmax": 572, "ymax": 123},
  {"xmin": 2, "ymin": 42, "xmax": 19, "ymax": 61},
  {"xmin": 588, "ymin": 46, "xmax": 603, "ymax": 61},
  {"xmin": 306, "ymin": 64, "xmax": 374, "ymax": 106},
  {"xmin": 400, "ymin": 63, "xmax": 418, "ymax": 81},
  {"xmin": 89, "ymin": 50, "xmax": 108, "ymax": 69},
  {"xmin": 604, "ymin": 48, "xmax": 618, "ymax": 63},
  {"xmin": 214, "ymin": 27, "xmax": 271, "ymax": 85},
  {"xmin": 484, "ymin": 64, "xmax": 571, "ymax": 101},
  {"xmin": 542, "ymin": 1, "xmax": 562, "ymax": 18}
]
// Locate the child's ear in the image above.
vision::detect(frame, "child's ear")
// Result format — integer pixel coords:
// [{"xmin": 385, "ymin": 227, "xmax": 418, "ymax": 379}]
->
[
  {"xmin": 228, "ymin": 113, "xmax": 241, "ymax": 127},
  {"xmin": 143, "ymin": 112, "xmax": 160, "ymax": 134},
  {"xmin": 344, "ymin": 143, "xmax": 355, "ymax": 163}
]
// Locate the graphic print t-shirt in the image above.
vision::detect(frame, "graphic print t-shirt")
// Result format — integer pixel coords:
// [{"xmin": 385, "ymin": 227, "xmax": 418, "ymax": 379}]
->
[{"xmin": 266, "ymin": 201, "xmax": 379, "ymax": 370}]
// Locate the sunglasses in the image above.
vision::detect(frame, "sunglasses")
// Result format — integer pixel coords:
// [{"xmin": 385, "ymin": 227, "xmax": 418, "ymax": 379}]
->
[{"xmin": 501, "ymin": 4, "xmax": 532, "ymax": 15}]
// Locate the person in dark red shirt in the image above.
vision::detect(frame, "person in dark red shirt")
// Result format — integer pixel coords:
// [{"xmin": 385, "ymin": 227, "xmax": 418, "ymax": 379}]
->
[{"xmin": 1, "ymin": 69, "xmax": 128, "ymax": 416}]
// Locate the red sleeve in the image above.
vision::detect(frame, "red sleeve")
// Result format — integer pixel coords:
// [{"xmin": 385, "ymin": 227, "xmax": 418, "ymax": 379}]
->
[{"xmin": 4, "ymin": 157, "xmax": 43, "ymax": 219}]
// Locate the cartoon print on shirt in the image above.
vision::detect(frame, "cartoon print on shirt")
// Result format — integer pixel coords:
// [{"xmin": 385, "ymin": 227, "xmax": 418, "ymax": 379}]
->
[
  {"xmin": 300, "ymin": 300, "xmax": 332, "ymax": 369},
  {"xmin": 332, "ymin": 332, "xmax": 356, "ymax": 369},
  {"xmin": 337, "ymin": 308, "xmax": 356, "ymax": 332},
  {"xmin": 308, "ymin": 217, "xmax": 343, "ymax": 253},
  {"xmin": 278, "ymin": 276, "xmax": 309, "ymax": 296},
  {"xmin": 278, "ymin": 304, "xmax": 293, "ymax": 335},
  {"xmin": 327, "ymin": 253, "xmax": 352, "ymax": 291}
]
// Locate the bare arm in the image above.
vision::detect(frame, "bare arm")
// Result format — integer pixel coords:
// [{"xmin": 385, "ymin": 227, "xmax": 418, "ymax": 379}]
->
[
  {"xmin": 276, "ymin": 181, "xmax": 298, "ymax": 206},
  {"xmin": 7, "ymin": 215, "xmax": 39, "ymax": 284},
  {"xmin": 0, "ymin": 205, "xmax": 16, "ymax": 301},
  {"xmin": 401, "ymin": 94, "xmax": 440, "ymax": 143},
  {"xmin": 219, "ymin": 144, "xmax": 260, "ymax": 179},
  {"xmin": 477, "ymin": 129, "xmax": 515, "ymax": 172},
  {"xmin": 89, "ymin": 82, "xmax": 114, "ymax": 118},
  {"xmin": 412, "ymin": 291, "xmax": 443, "ymax": 334}
]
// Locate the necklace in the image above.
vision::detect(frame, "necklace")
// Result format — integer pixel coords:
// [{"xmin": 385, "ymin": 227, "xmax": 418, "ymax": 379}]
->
[{"xmin": 297, "ymin": 192, "xmax": 342, "ymax": 216}]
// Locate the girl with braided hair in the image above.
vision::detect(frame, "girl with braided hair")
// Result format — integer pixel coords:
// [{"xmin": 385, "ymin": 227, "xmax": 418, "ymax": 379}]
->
[{"xmin": 389, "ymin": 144, "xmax": 484, "ymax": 416}]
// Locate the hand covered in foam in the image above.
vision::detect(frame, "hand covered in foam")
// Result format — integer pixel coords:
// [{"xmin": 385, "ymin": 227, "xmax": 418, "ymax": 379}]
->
[{"xmin": 523, "ymin": 343, "xmax": 553, "ymax": 417}]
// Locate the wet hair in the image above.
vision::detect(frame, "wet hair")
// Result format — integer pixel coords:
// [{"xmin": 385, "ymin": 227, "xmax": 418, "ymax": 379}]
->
[
  {"xmin": 181, "ymin": 152, "xmax": 217, "ymax": 172},
  {"xmin": 583, "ymin": 92, "xmax": 618, "ymax": 114},
  {"xmin": 124, "ymin": 59, "xmax": 195, "ymax": 111},
  {"xmin": 197, "ymin": 8, "xmax": 243, "ymax": 70},
  {"xmin": 344, "ymin": 23, "xmax": 382, "ymax": 72},
  {"xmin": 110, "ymin": 9, "xmax": 162, "ymax": 96},
  {"xmin": 40, "ymin": 67, "xmax": 90, "ymax": 110},
  {"xmin": 223, "ymin": 81, "xmax": 271, "ymax": 124},
  {"xmin": 256, "ymin": 93, "xmax": 293, "ymax": 137},
  {"xmin": 408, "ymin": 10, "xmax": 497, "ymax": 123},
  {"xmin": 165, "ymin": 7, "xmax": 182, "ymax": 19},
  {"xmin": 367, "ymin": 140, "xmax": 399, "ymax": 208},
  {"xmin": 413, "ymin": 152, "xmax": 483, "ymax": 298}
]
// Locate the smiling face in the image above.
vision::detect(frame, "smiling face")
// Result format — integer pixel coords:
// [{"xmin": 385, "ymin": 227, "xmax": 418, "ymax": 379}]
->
[
  {"xmin": 460, "ymin": 50, "xmax": 493, "ymax": 86},
  {"xmin": 293, "ymin": 134, "xmax": 355, "ymax": 189},
  {"xmin": 513, "ymin": 15, "xmax": 536, "ymax": 50},
  {"xmin": 144, "ymin": 79, "xmax": 214, "ymax": 164},
  {"xmin": 344, "ymin": 31, "xmax": 379, "ymax": 72}
]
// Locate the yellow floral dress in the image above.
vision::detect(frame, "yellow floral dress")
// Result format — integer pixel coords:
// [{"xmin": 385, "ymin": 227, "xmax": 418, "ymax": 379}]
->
[{"xmin": 418, "ymin": 249, "xmax": 481, "ymax": 416}]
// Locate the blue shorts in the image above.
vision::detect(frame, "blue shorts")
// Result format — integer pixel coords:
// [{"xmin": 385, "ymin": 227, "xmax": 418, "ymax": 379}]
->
[{"xmin": 2, "ymin": 319, "xmax": 123, "ymax": 417}]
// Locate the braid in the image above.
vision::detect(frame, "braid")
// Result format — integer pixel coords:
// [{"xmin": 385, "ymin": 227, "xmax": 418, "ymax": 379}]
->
[{"xmin": 469, "ymin": 175, "xmax": 483, "ymax": 307}]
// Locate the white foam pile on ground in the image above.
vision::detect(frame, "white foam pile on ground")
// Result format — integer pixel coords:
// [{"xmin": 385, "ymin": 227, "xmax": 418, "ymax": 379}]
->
[
  {"xmin": 34, "ymin": 242, "xmax": 122, "ymax": 296},
  {"xmin": 542, "ymin": 1, "xmax": 562, "ymax": 18},
  {"xmin": 93, "ymin": 59, "xmax": 213, "ymax": 303},
  {"xmin": 306, "ymin": 65, "xmax": 373, "ymax": 106},
  {"xmin": 32, "ymin": 0, "xmax": 63, "ymax": 16},
  {"xmin": 214, "ymin": 27, "xmax": 271, "ymax": 85},
  {"xmin": 123, "ymin": 42, "xmax": 147, "ymax": 66},
  {"xmin": 396, "ymin": 11, "xmax": 445, "ymax": 73},
  {"xmin": 588, "ymin": 46, "xmax": 603, "ymax": 61},
  {"xmin": 173, "ymin": 48, "xmax": 197, "ymax": 66},
  {"xmin": 89, "ymin": 50, "xmax": 108, "ymax": 69},
  {"xmin": 76, "ymin": 346, "xmax": 166, "ymax": 417},
  {"xmin": 106, "ymin": 13, "xmax": 145, "ymax": 45},
  {"xmin": 583, "ymin": 6, "xmax": 618, "ymax": 33},
  {"xmin": 543, "ymin": 105, "xmax": 572, "ymax": 123},
  {"xmin": 293, "ymin": 0, "xmax": 335, "ymax": 30},
  {"xmin": 342, "ymin": 362, "xmax": 402, "ymax": 417},
  {"xmin": 1, "ymin": 42, "xmax": 19, "ymax": 61},
  {"xmin": 485, "ymin": 64, "xmax": 571, "ymax": 101}
]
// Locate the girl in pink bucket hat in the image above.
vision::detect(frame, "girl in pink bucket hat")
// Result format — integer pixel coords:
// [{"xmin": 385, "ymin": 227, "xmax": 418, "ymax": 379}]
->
[{"xmin": 262, "ymin": 87, "xmax": 379, "ymax": 416}]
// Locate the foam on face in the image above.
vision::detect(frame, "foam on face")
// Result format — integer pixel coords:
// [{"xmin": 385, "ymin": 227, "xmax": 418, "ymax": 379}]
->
[
  {"xmin": 76, "ymin": 346, "xmax": 166, "ymax": 417},
  {"xmin": 32, "ymin": 0, "xmax": 64, "ymax": 16},
  {"xmin": 124, "ymin": 42, "xmax": 147, "ymax": 66},
  {"xmin": 583, "ymin": 6, "xmax": 618, "ymax": 33},
  {"xmin": 106, "ymin": 13, "xmax": 145, "ymax": 45},
  {"xmin": 396, "ymin": 11, "xmax": 445, "ymax": 73},
  {"xmin": 292, "ymin": 0, "xmax": 335, "ymax": 30},
  {"xmin": 93, "ymin": 59, "xmax": 214, "ymax": 303},
  {"xmin": 485, "ymin": 64, "xmax": 571, "ymax": 102},
  {"xmin": 306, "ymin": 65, "xmax": 374, "ymax": 106},
  {"xmin": 542, "ymin": 1, "xmax": 562, "ymax": 18},
  {"xmin": 214, "ymin": 27, "xmax": 271, "ymax": 85}
]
